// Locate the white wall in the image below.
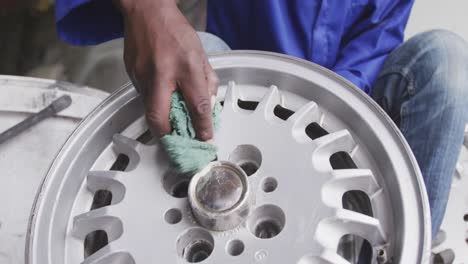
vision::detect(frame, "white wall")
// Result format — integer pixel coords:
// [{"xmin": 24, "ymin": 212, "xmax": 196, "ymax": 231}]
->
[{"xmin": 406, "ymin": 0, "xmax": 468, "ymax": 41}]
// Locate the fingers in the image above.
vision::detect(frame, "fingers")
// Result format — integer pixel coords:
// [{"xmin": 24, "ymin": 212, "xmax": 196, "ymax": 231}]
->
[
  {"xmin": 145, "ymin": 77, "xmax": 176, "ymax": 136},
  {"xmin": 121, "ymin": 4, "xmax": 220, "ymax": 141},
  {"xmin": 204, "ymin": 59, "xmax": 219, "ymax": 98},
  {"xmin": 179, "ymin": 60, "xmax": 214, "ymax": 141}
]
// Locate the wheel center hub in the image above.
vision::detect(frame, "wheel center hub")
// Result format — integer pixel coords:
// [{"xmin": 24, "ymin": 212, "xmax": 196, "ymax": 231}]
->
[
  {"xmin": 195, "ymin": 165, "xmax": 244, "ymax": 212},
  {"xmin": 189, "ymin": 161, "xmax": 253, "ymax": 231}
]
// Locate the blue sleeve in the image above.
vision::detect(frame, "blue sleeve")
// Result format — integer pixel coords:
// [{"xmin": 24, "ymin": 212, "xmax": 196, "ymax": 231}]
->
[
  {"xmin": 332, "ymin": 0, "xmax": 414, "ymax": 94},
  {"xmin": 55, "ymin": 0, "xmax": 124, "ymax": 46}
]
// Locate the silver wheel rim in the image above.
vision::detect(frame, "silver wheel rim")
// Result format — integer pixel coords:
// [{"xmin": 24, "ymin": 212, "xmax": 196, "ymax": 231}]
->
[{"xmin": 26, "ymin": 51, "xmax": 431, "ymax": 264}]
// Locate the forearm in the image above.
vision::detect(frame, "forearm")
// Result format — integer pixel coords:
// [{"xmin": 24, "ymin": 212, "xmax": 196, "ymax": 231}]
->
[{"xmin": 114, "ymin": 0, "xmax": 177, "ymax": 16}]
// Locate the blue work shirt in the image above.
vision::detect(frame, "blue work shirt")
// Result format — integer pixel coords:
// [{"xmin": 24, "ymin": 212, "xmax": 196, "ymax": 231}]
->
[{"xmin": 55, "ymin": 0, "xmax": 414, "ymax": 94}]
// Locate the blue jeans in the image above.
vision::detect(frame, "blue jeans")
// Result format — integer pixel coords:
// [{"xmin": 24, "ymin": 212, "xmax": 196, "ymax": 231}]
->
[
  {"xmin": 372, "ymin": 30, "xmax": 468, "ymax": 237},
  {"xmin": 199, "ymin": 30, "xmax": 468, "ymax": 237}
]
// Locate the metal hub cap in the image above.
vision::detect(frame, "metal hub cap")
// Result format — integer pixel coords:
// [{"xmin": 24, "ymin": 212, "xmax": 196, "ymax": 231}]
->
[
  {"xmin": 26, "ymin": 51, "xmax": 431, "ymax": 264},
  {"xmin": 189, "ymin": 161, "xmax": 252, "ymax": 231}
]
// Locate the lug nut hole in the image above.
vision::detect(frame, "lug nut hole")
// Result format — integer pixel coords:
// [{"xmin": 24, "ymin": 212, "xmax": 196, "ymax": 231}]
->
[
  {"xmin": 163, "ymin": 170, "xmax": 190, "ymax": 198},
  {"xmin": 248, "ymin": 205, "xmax": 285, "ymax": 239},
  {"xmin": 171, "ymin": 181, "xmax": 189, "ymax": 198},
  {"xmin": 255, "ymin": 220, "xmax": 281, "ymax": 239},
  {"xmin": 239, "ymin": 161, "xmax": 259, "ymax": 176},
  {"xmin": 185, "ymin": 241, "xmax": 212, "ymax": 262},
  {"xmin": 177, "ymin": 228, "xmax": 214, "ymax": 263},
  {"xmin": 229, "ymin": 145, "xmax": 262, "ymax": 176},
  {"xmin": 226, "ymin": 239, "xmax": 245, "ymax": 256}
]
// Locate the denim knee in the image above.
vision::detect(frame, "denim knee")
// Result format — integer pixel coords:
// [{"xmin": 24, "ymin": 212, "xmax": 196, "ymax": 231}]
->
[{"xmin": 380, "ymin": 30, "xmax": 468, "ymax": 109}]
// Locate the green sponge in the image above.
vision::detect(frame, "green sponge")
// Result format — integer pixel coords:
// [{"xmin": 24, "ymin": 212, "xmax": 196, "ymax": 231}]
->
[{"xmin": 160, "ymin": 92, "xmax": 221, "ymax": 174}]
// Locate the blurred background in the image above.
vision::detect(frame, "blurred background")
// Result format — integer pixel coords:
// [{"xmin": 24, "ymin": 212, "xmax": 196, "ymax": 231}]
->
[
  {"xmin": 0, "ymin": 0, "xmax": 207, "ymax": 93},
  {"xmin": 0, "ymin": 1, "xmax": 467, "ymax": 264},
  {"xmin": 0, "ymin": 0, "xmax": 467, "ymax": 94}
]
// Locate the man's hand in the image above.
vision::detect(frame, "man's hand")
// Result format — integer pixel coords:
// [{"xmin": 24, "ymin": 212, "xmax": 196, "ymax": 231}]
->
[{"xmin": 118, "ymin": 0, "xmax": 218, "ymax": 141}]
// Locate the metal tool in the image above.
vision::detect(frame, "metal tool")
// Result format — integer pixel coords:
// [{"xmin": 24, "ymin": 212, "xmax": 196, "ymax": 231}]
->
[{"xmin": 0, "ymin": 95, "xmax": 72, "ymax": 144}]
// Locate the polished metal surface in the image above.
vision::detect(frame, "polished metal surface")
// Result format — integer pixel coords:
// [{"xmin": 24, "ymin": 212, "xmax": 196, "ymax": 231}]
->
[
  {"xmin": 26, "ymin": 51, "xmax": 431, "ymax": 264},
  {"xmin": 189, "ymin": 161, "xmax": 252, "ymax": 231},
  {"xmin": 194, "ymin": 163, "xmax": 244, "ymax": 212}
]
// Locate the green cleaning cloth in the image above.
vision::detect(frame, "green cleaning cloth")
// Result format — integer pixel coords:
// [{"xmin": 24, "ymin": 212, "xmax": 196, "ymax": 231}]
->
[{"xmin": 161, "ymin": 92, "xmax": 222, "ymax": 174}]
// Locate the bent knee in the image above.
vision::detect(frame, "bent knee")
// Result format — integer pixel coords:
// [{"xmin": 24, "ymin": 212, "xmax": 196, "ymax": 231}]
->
[
  {"xmin": 388, "ymin": 30, "xmax": 468, "ymax": 102},
  {"xmin": 414, "ymin": 30, "xmax": 468, "ymax": 67},
  {"xmin": 422, "ymin": 30, "xmax": 468, "ymax": 103}
]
